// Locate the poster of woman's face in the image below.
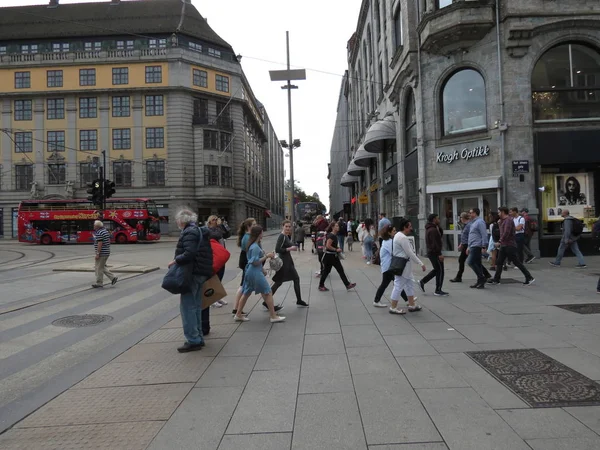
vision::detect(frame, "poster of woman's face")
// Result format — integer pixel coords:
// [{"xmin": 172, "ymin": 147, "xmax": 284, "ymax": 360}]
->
[{"xmin": 556, "ymin": 174, "xmax": 588, "ymax": 206}]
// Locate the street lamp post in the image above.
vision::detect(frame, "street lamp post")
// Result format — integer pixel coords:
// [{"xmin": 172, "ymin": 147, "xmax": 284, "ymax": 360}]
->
[{"xmin": 269, "ymin": 31, "xmax": 306, "ymax": 227}]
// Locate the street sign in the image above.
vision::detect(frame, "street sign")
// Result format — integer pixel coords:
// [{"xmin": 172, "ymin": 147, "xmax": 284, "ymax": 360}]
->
[
  {"xmin": 512, "ymin": 160, "xmax": 529, "ymax": 175},
  {"xmin": 269, "ymin": 69, "xmax": 306, "ymax": 81}
]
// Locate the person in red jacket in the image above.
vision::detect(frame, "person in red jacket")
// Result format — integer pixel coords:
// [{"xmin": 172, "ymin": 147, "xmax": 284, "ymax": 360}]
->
[{"xmin": 419, "ymin": 213, "xmax": 448, "ymax": 296}]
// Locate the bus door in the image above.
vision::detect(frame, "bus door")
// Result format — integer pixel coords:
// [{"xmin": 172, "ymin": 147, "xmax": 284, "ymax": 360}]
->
[{"xmin": 61, "ymin": 221, "xmax": 79, "ymax": 243}]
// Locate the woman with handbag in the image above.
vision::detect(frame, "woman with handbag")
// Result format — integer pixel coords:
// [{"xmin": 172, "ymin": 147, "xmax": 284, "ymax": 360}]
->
[
  {"xmin": 318, "ymin": 222, "xmax": 357, "ymax": 292},
  {"xmin": 269, "ymin": 220, "xmax": 309, "ymax": 308},
  {"xmin": 232, "ymin": 218, "xmax": 261, "ymax": 316},
  {"xmin": 167, "ymin": 209, "xmax": 214, "ymax": 353},
  {"xmin": 206, "ymin": 215, "xmax": 231, "ymax": 308},
  {"xmin": 389, "ymin": 218, "xmax": 426, "ymax": 315},
  {"xmin": 235, "ymin": 225, "xmax": 286, "ymax": 323},
  {"xmin": 373, "ymin": 225, "xmax": 411, "ymax": 307}
]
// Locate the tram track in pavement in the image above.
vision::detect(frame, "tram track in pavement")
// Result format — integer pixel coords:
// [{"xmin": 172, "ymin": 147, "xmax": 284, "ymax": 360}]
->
[{"xmin": 0, "ymin": 250, "xmax": 26, "ymax": 266}]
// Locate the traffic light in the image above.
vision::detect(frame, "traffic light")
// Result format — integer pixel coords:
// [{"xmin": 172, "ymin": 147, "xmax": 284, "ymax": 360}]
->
[
  {"xmin": 87, "ymin": 179, "xmax": 102, "ymax": 206},
  {"xmin": 104, "ymin": 180, "xmax": 116, "ymax": 199}
]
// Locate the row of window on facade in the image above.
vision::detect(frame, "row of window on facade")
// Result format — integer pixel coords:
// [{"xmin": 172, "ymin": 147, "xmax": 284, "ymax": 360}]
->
[
  {"xmin": 12, "ymin": 95, "xmax": 165, "ymax": 122},
  {"xmin": 7, "ymin": 160, "xmax": 165, "ymax": 190},
  {"xmin": 204, "ymin": 165, "xmax": 232, "ymax": 187},
  {"xmin": 14, "ymin": 66, "xmax": 164, "ymax": 89},
  {"xmin": 10, "ymin": 127, "xmax": 165, "ymax": 153},
  {"xmin": 246, "ymin": 170, "xmax": 263, "ymax": 199},
  {"xmin": 0, "ymin": 38, "xmax": 226, "ymax": 60},
  {"xmin": 192, "ymin": 69, "xmax": 229, "ymax": 92}
]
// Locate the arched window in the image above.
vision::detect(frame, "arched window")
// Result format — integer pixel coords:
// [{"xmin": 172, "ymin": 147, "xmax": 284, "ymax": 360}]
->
[
  {"xmin": 532, "ymin": 43, "xmax": 600, "ymax": 122},
  {"xmin": 441, "ymin": 68, "xmax": 486, "ymax": 135},
  {"xmin": 405, "ymin": 90, "xmax": 417, "ymax": 155}
]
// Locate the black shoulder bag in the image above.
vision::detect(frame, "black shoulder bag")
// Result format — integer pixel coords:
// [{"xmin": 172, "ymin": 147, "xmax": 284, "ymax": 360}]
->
[{"xmin": 387, "ymin": 237, "xmax": 410, "ymax": 276}]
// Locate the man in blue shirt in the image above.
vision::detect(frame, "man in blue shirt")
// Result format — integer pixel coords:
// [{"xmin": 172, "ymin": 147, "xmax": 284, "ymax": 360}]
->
[
  {"xmin": 467, "ymin": 208, "xmax": 490, "ymax": 289},
  {"xmin": 450, "ymin": 212, "xmax": 471, "ymax": 283}
]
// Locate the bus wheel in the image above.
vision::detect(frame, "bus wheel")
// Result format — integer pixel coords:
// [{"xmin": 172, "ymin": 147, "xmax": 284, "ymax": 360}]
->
[
  {"xmin": 116, "ymin": 234, "xmax": 128, "ymax": 244},
  {"xmin": 40, "ymin": 234, "xmax": 52, "ymax": 245}
]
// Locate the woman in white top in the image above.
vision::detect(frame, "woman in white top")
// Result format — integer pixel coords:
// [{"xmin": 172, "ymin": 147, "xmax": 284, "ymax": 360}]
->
[{"xmin": 390, "ymin": 218, "xmax": 426, "ymax": 314}]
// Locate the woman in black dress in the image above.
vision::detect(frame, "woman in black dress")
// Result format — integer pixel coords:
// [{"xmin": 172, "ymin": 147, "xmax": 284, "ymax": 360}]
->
[
  {"xmin": 318, "ymin": 222, "xmax": 357, "ymax": 292},
  {"xmin": 269, "ymin": 220, "xmax": 309, "ymax": 308}
]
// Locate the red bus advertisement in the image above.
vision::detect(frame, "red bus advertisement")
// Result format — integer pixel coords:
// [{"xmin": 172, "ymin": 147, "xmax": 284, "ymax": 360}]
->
[{"xmin": 17, "ymin": 198, "xmax": 161, "ymax": 245}]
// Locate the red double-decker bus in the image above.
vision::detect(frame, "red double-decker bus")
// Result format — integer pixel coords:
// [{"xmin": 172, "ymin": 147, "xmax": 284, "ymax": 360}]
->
[{"xmin": 17, "ymin": 198, "xmax": 161, "ymax": 245}]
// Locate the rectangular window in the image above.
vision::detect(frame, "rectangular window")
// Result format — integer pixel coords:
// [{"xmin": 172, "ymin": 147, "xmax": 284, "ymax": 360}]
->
[
  {"xmin": 204, "ymin": 165, "xmax": 219, "ymax": 186},
  {"xmin": 112, "ymin": 129, "xmax": 131, "ymax": 150},
  {"xmin": 53, "ymin": 43, "xmax": 70, "ymax": 53},
  {"xmin": 147, "ymin": 160, "xmax": 165, "ymax": 186},
  {"xmin": 79, "ymin": 68, "xmax": 96, "ymax": 86},
  {"xmin": 80, "ymin": 162, "xmax": 99, "ymax": 187},
  {"xmin": 220, "ymin": 132, "xmax": 232, "ymax": 151},
  {"xmin": 216, "ymin": 74, "xmax": 229, "ymax": 92},
  {"xmin": 84, "ymin": 42, "xmax": 101, "ymax": 51},
  {"xmin": 145, "ymin": 95, "xmax": 164, "ymax": 116},
  {"xmin": 112, "ymin": 96, "xmax": 130, "ymax": 117},
  {"xmin": 221, "ymin": 166, "xmax": 232, "ymax": 187},
  {"xmin": 14, "ymin": 100, "xmax": 32, "ymax": 121},
  {"xmin": 208, "ymin": 48, "xmax": 221, "ymax": 58},
  {"xmin": 79, "ymin": 97, "xmax": 97, "ymax": 118},
  {"xmin": 203, "ymin": 130, "xmax": 218, "ymax": 149},
  {"xmin": 21, "ymin": 44, "xmax": 38, "ymax": 54},
  {"xmin": 47, "ymin": 98, "xmax": 65, "ymax": 120},
  {"xmin": 47, "ymin": 131, "xmax": 65, "ymax": 152},
  {"xmin": 149, "ymin": 39, "xmax": 167, "ymax": 49},
  {"xmin": 116, "ymin": 40, "xmax": 134, "ymax": 50},
  {"xmin": 0, "ymin": 46, "xmax": 7, "ymax": 55},
  {"xmin": 216, "ymin": 102, "xmax": 231, "ymax": 126},
  {"xmin": 47, "ymin": 70, "xmax": 63, "ymax": 87},
  {"xmin": 15, "ymin": 71, "xmax": 30, "ymax": 89},
  {"xmin": 394, "ymin": 6, "xmax": 403, "ymax": 48},
  {"xmin": 14, "ymin": 132, "xmax": 33, "ymax": 152},
  {"xmin": 145, "ymin": 66, "xmax": 162, "ymax": 83},
  {"xmin": 112, "ymin": 67, "xmax": 129, "ymax": 85},
  {"xmin": 146, "ymin": 127, "xmax": 164, "ymax": 148},
  {"xmin": 113, "ymin": 161, "xmax": 132, "ymax": 187},
  {"xmin": 194, "ymin": 98, "xmax": 208, "ymax": 118},
  {"xmin": 15, "ymin": 165, "xmax": 33, "ymax": 191},
  {"xmin": 438, "ymin": 0, "xmax": 453, "ymax": 9},
  {"xmin": 189, "ymin": 42, "xmax": 202, "ymax": 52},
  {"xmin": 47, "ymin": 163, "xmax": 66, "ymax": 185},
  {"xmin": 193, "ymin": 69, "xmax": 208, "ymax": 88},
  {"xmin": 80, "ymin": 130, "xmax": 97, "ymax": 151}
]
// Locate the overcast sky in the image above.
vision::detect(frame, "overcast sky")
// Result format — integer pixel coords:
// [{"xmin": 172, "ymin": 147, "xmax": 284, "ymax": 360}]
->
[{"xmin": 2, "ymin": 0, "xmax": 362, "ymax": 210}]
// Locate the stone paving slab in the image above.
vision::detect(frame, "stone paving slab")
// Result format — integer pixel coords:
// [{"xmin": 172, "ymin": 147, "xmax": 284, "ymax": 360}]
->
[
  {"xmin": 497, "ymin": 408, "xmax": 596, "ymax": 440},
  {"xmin": 384, "ymin": 334, "xmax": 439, "ymax": 357},
  {"xmin": 303, "ymin": 333, "xmax": 346, "ymax": 355},
  {"xmin": 218, "ymin": 432, "xmax": 292, "ymax": 450},
  {"xmin": 219, "ymin": 330, "xmax": 269, "ymax": 357},
  {"xmin": 342, "ymin": 324, "xmax": 387, "ymax": 347},
  {"xmin": 564, "ymin": 406, "xmax": 600, "ymax": 434},
  {"xmin": 367, "ymin": 444, "xmax": 448, "ymax": 450},
  {"xmin": 397, "ymin": 355, "xmax": 470, "ymax": 389},
  {"xmin": 53, "ymin": 263, "xmax": 159, "ymax": 273},
  {"xmin": 17, "ymin": 384, "xmax": 192, "ymax": 427},
  {"xmin": 195, "ymin": 356, "xmax": 257, "ymax": 388},
  {"xmin": 541, "ymin": 347, "xmax": 600, "ymax": 381},
  {"xmin": 299, "ymin": 354, "xmax": 354, "ymax": 394},
  {"xmin": 526, "ymin": 436, "xmax": 600, "ymax": 450},
  {"xmin": 0, "ymin": 422, "xmax": 164, "ymax": 450}
]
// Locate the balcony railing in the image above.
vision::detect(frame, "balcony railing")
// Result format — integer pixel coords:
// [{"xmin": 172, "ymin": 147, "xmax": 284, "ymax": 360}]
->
[{"xmin": 192, "ymin": 114, "xmax": 233, "ymax": 131}]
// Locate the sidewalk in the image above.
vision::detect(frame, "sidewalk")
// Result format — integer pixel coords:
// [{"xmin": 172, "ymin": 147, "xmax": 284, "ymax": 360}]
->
[{"xmin": 2, "ymin": 248, "xmax": 600, "ymax": 449}]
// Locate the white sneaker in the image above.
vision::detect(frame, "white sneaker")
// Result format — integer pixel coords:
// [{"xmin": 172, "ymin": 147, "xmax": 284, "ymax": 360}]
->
[
  {"xmin": 389, "ymin": 307, "xmax": 406, "ymax": 315},
  {"xmin": 367, "ymin": 261, "xmax": 371, "ymax": 265},
  {"xmin": 211, "ymin": 302, "xmax": 223, "ymax": 308},
  {"xmin": 218, "ymin": 299, "xmax": 228, "ymax": 306},
  {"xmin": 234, "ymin": 315, "xmax": 249, "ymax": 322},
  {"xmin": 270, "ymin": 315, "xmax": 286, "ymax": 323},
  {"xmin": 373, "ymin": 301, "xmax": 387, "ymax": 307}
]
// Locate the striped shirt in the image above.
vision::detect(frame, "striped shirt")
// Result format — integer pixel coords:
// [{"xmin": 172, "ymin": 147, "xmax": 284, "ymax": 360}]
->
[{"xmin": 94, "ymin": 227, "xmax": 111, "ymax": 256}]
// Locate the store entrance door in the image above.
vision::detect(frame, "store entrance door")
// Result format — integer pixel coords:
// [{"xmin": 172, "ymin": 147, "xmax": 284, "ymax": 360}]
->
[{"xmin": 435, "ymin": 195, "xmax": 483, "ymax": 256}]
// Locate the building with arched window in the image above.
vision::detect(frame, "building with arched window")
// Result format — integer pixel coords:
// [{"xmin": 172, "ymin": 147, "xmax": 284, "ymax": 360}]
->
[{"xmin": 333, "ymin": 0, "xmax": 600, "ymax": 257}]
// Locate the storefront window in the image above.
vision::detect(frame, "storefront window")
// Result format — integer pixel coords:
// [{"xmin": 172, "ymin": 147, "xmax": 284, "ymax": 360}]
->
[
  {"xmin": 405, "ymin": 91, "xmax": 417, "ymax": 155},
  {"xmin": 532, "ymin": 43, "xmax": 600, "ymax": 122},
  {"xmin": 441, "ymin": 69, "xmax": 487, "ymax": 135}
]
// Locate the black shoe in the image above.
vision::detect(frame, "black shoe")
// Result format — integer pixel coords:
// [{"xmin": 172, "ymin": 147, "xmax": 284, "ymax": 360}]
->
[
  {"xmin": 487, "ymin": 279, "xmax": 499, "ymax": 285},
  {"xmin": 449, "ymin": 278, "xmax": 461, "ymax": 283},
  {"xmin": 202, "ymin": 329, "xmax": 210, "ymax": 336},
  {"xmin": 419, "ymin": 280, "xmax": 425, "ymax": 292},
  {"xmin": 296, "ymin": 300, "xmax": 309, "ymax": 307},
  {"xmin": 111, "ymin": 277, "xmax": 118, "ymax": 286},
  {"xmin": 91, "ymin": 284, "xmax": 103, "ymax": 288},
  {"xmin": 475, "ymin": 283, "xmax": 485, "ymax": 289},
  {"xmin": 434, "ymin": 290, "xmax": 449, "ymax": 296},
  {"xmin": 177, "ymin": 342, "xmax": 204, "ymax": 353},
  {"xmin": 274, "ymin": 304, "xmax": 284, "ymax": 312}
]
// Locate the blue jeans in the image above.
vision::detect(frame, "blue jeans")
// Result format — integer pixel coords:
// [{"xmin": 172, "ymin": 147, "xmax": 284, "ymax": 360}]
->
[
  {"xmin": 363, "ymin": 237, "xmax": 373, "ymax": 260},
  {"xmin": 180, "ymin": 275, "xmax": 208, "ymax": 345},
  {"xmin": 554, "ymin": 240, "xmax": 585, "ymax": 266},
  {"xmin": 337, "ymin": 235, "xmax": 345, "ymax": 252},
  {"xmin": 467, "ymin": 246, "xmax": 485, "ymax": 283}
]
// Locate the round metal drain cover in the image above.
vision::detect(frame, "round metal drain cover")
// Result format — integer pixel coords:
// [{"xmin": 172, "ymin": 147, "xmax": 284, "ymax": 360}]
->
[{"xmin": 52, "ymin": 314, "xmax": 113, "ymax": 328}]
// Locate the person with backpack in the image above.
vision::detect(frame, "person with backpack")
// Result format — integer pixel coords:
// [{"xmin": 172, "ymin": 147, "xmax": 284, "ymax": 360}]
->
[
  {"xmin": 549, "ymin": 209, "xmax": 586, "ymax": 268},
  {"xmin": 315, "ymin": 230, "xmax": 327, "ymax": 277},
  {"xmin": 520, "ymin": 208, "xmax": 536, "ymax": 263},
  {"xmin": 337, "ymin": 217, "xmax": 348, "ymax": 253}
]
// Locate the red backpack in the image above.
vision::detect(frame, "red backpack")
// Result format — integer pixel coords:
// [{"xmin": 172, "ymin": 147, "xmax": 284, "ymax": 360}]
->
[{"xmin": 210, "ymin": 239, "xmax": 230, "ymax": 275}]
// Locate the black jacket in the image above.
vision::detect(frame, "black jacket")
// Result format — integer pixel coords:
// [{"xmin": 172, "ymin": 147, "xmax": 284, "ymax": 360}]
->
[
  {"xmin": 174, "ymin": 224, "xmax": 213, "ymax": 278},
  {"xmin": 272, "ymin": 233, "xmax": 299, "ymax": 283},
  {"xmin": 425, "ymin": 223, "xmax": 443, "ymax": 257}
]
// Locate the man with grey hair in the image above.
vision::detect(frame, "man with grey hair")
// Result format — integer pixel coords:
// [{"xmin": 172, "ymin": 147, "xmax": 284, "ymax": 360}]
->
[
  {"xmin": 92, "ymin": 220, "xmax": 117, "ymax": 288},
  {"xmin": 550, "ymin": 208, "xmax": 586, "ymax": 268}
]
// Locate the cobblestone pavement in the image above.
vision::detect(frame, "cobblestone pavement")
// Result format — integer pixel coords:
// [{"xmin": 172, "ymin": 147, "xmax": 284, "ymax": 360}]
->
[{"xmin": 2, "ymin": 244, "xmax": 600, "ymax": 449}]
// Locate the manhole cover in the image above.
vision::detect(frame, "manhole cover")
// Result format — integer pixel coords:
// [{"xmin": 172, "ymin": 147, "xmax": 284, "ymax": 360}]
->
[
  {"xmin": 466, "ymin": 349, "xmax": 600, "ymax": 408},
  {"xmin": 555, "ymin": 304, "xmax": 600, "ymax": 315},
  {"xmin": 52, "ymin": 314, "xmax": 113, "ymax": 328}
]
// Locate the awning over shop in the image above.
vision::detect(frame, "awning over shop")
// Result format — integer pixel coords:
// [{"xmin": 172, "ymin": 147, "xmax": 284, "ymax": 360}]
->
[
  {"xmin": 426, "ymin": 176, "xmax": 502, "ymax": 194},
  {"xmin": 353, "ymin": 144, "xmax": 376, "ymax": 167},
  {"xmin": 347, "ymin": 158, "xmax": 366, "ymax": 176},
  {"xmin": 340, "ymin": 172, "xmax": 359, "ymax": 186},
  {"xmin": 364, "ymin": 115, "xmax": 397, "ymax": 153}
]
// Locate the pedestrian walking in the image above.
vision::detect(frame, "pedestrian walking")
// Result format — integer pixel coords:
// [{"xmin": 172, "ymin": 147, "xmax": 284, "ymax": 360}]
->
[
  {"xmin": 235, "ymin": 225, "xmax": 286, "ymax": 323},
  {"xmin": 168, "ymin": 209, "xmax": 214, "ymax": 353},
  {"xmin": 295, "ymin": 222, "xmax": 306, "ymax": 251},
  {"xmin": 91, "ymin": 220, "xmax": 117, "ymax": 288},
  {"xmin": 315, "ymin": 230, "xmax": 327, "ymax": 277},
  {"xmin": 420, "ymin": 213, "xmax": 448, "ymax": 296},
  {"xmin": 269, "ymin": 220, "xmax": 309, "ymax": 308},
  {"xmin": 510, "ymin": 207, "xmax": 526, "ymax": 263},
  {"xmin": 488, "ymin": 207, "xmax": 535, "ymax": 286},
  {"xmin": 362, "ymin": 218, "xmax": 376, "ymax": 264},
  {"xmin": 318, "ymin": 222, "xmax": 357, "ymax": 292},
  {"xmin": 373, "ymin": 224, "xmax": 411, "ymax": 307},
  {"xmin": 467, "ymin": 208, "xmax": 492, "ymax": 289},
  {"xmin": 549, "ymin": 209, "xmax": 586, "ymax": 268},
  {"xmin": 378, "ymin": 212, "xmax": 391, "ymax": 247},
  {"xmin": 520, "ymin": 208, "xmax": 536, "ymax": 263},
  {"xmin": 337, "ymin": 217, "xmax": 348, "ymax": 252},
  {"xmin": 450, "ymin": 212, "xmax": 471, "ymax": 283},
  {"xmin": 389, "ymin": 218, "xmax": 426, "ymax": 315},
  {"xmin": 207, "ymin": 215, "xmax": 231, "ymax": 310}
]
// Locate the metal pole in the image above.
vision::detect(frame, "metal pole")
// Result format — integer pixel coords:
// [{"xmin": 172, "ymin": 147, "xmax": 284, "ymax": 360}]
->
[
  {"xmin": 101, "ymin": 150, "xmax": 106, "ymax": 213},
  {"xmin": 286, "ymin": 31, "xmax": 295, "ymax": 228}
]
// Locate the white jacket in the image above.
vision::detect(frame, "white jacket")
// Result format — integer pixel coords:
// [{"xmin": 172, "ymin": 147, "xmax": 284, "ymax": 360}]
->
[{"xmin": 392, "ymin": 231, "xmax": 423, "ymax": 279}]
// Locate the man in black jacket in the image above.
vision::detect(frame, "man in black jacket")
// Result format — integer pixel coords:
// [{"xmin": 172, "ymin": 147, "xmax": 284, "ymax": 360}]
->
[{"xmin": 420, "ymin": 213, "xmax": 448, "ymax": 296}]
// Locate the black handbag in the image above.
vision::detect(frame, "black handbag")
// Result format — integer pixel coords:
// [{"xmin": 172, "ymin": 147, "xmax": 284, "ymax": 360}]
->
[
  {"xmin": 387, "ymin": 238, "xmax": 409, "ymax": 276},
  {"xmin": 162, "ymin": 228, "xmax": 201, "ymax": 294}
]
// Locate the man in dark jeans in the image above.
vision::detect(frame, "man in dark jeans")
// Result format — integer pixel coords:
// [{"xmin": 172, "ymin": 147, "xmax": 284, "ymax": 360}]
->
[
  {"xmin": 419, "ymin": 214, "xmax": 448, "ymax": 296},
  {"xmin": 467, "ymin": 207, "xmax": 491, "ymax": 289},
  {"xmin": 488, "ymin": 207, "xmax": 535, "ymax": 286},
  {"xmin": 450, "ymin": 212, "xmax": 471, "ymax": 283}
]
